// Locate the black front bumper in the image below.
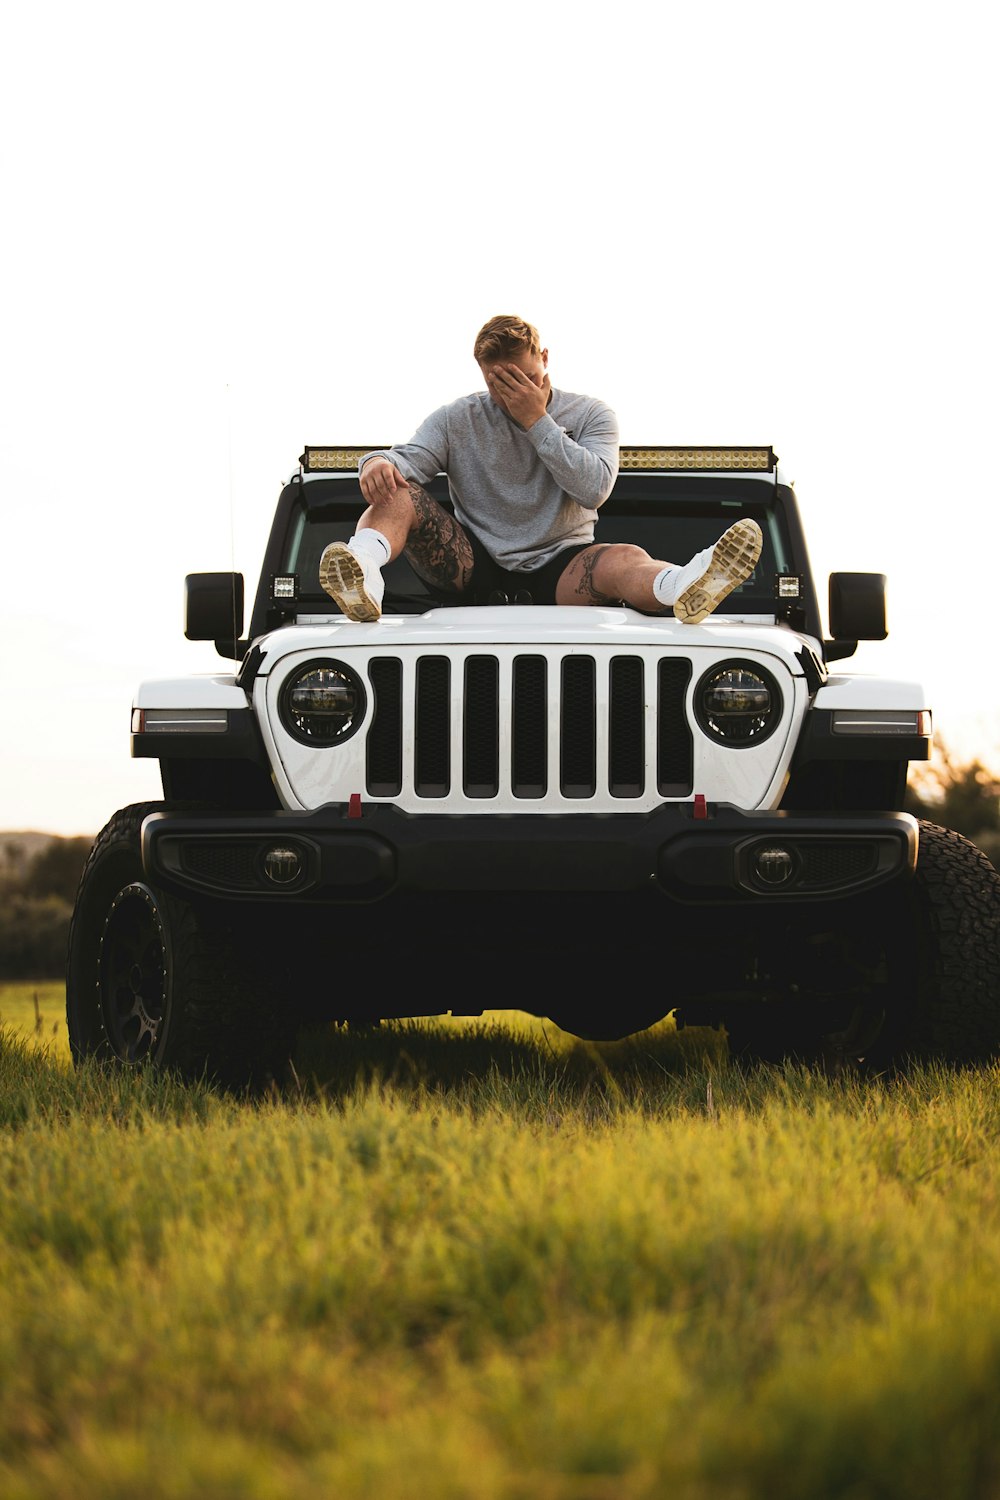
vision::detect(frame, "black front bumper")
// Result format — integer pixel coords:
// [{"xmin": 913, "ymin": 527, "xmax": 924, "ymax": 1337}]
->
[{"xmin": 141, "ymin": 803, "xmax": 919, "ymax": 906}]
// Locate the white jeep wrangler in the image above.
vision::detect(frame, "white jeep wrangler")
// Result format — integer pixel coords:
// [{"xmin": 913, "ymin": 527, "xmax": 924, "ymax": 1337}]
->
[{"xmin": 67, "ymin": 446, "xmax": 1000, "ymax": 1083}]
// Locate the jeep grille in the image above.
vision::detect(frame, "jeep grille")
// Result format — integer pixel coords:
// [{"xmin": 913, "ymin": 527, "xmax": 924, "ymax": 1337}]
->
[{"xmin": 365, "ymin": 654, "xmax": 693, "ymax": 801}]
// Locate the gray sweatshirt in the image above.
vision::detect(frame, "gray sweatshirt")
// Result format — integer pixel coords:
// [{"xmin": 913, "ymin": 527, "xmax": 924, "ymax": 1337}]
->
[{"xmin": 361, "ymin": 387, "xmax": 620, "ymax": 572}]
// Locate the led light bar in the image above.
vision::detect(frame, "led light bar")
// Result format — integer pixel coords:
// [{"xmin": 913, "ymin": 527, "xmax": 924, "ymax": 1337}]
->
[
  {"xmin": 301, "ymin": 447, "xmax": 388, "ymax": 471},
  {"xmin": 302, "ymin": 445, "xmax": 777, "ymax": 473},
  {"xmin": 619, "ymin": 447, "xmax": 776, "ymax": 471}
]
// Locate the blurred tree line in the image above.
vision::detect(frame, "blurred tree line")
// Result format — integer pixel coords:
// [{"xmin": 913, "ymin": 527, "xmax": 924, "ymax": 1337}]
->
[
  {"xmin": 0, "ymin": 836, "xmax": 93, "ymax": 979},
  {"xmin": 0, "ymin": 739, "xmax": 996, "ymax": 979},
  {"xmin": 903, "ymin": 740, "xmax": 1000, "ymax": 868}
]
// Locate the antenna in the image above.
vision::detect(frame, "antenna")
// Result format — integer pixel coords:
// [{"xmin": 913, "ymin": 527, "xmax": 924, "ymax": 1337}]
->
[{"xmin": 226, "ymin": 381, "xmax": 239, "ymax": 654}]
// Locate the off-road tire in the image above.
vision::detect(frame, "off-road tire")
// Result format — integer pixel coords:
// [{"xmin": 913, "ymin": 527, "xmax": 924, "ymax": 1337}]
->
[
  {"xmin": 880, "ymin": 820, "xmax": 1000, "ymax": 1065},
  {"xmin": 66, "ymin": 802, "xmax": 297, "ymax": 1089}
]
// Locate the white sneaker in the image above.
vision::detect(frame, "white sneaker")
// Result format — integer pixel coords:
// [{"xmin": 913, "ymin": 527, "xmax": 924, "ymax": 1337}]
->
[
  {"xmin": 318, "ymin": 542, "xmax": 385, "ymax": 622},
  {"xmin": 671, "ymin": 519, "xmax": 763, "ymax": 624}
]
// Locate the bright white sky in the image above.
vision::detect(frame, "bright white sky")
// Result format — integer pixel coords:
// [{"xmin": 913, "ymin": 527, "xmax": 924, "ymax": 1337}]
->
[{"xmin": 2, "ymin": 1, "xmax": 998, "ymax": 836}]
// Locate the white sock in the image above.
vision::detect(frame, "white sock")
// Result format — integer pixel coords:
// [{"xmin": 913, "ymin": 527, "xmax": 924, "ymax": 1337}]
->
[
  {"xmin": 652, "ymin": 543, "xmax": 715, "ymax": 607},
  {"xmin": 652, "ymin": 565, "xmax": 682, "ymax": 607},
  {"xmin": 349, "ymin": 529, "xmax": 391, "ymax": 567}
]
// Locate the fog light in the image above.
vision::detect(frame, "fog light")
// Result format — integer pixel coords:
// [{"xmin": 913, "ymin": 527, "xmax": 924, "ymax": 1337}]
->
[
  {"xmin": 271, "ymin": 574, "xmax": 299, "ymax": 601},
  {"xmin": 753, "ymin": 846, "xmax": 795, "ymax": 886},
  {"xmin": 264, "ymin": 846, "xmax": 302, "ymax": 884}
]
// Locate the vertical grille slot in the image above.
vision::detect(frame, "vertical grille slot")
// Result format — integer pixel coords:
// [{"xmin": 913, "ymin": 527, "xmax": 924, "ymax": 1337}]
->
[
  {"xmin": 512, "ymin": 656, "xmax": 547, "ymax": 798},
  {"xmin": 415, "ymin": 656, "xmax": 450, "ymax": 796},
  {"xmin": 464, "ymin": 656, "xmax": 499, "ymax": 797},
  {"xmin": 609, "ymin": 656, "xmax": 645, "ymax": 797},
  {"xmin": 366, "ymin": 657, "xmax": 403, "ymax": 796},
  {"xmin": 657, "ymin": 658, "xmax": 693, "ymax": 795},
  {"xmin": 561, "ymin": 656, "xmax": 596, "ymax": 797}
]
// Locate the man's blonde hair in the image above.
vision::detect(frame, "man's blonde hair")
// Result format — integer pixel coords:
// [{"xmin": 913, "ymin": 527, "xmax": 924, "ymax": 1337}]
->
[{"xmin": 474, "ymin": 315, "xmax": 542, "ymax": 363}]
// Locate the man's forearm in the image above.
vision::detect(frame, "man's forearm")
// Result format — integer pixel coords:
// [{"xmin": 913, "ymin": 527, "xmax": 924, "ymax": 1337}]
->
[{"xmin": 528, "ymin": 414, "xmax": 620, "ymax": 509}]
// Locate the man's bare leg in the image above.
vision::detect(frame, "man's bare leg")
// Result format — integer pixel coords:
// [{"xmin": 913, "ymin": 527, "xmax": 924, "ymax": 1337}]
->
[
  {"xmin": 321, "ymin": 481, "xmax": 476, "ymax": 619},
  {"xmin": 556, "ymin": 543, "xmax": 661, "ymax": 610},
  {"xmin": 318, "ymin": 486, "xmax": 418, "ymax": 621},
  {"xmin": 350, "ymin": 484, "xmax": 418, "ymax": 561},
  {"xmin": 350, "ymin": 480, "xmax": 474, "ymax": 592},
  {"xmin": 556, "ymin": 521, "xmax": 762, "ymax": 622}
]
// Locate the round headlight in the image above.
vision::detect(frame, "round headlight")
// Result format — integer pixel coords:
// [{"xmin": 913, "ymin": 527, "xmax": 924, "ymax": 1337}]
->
[
  {"xmin": 280, "ymin": 660, "xmax": 366, "ymax": 745},
  {"xmin": 695, "ymin": 660, "xmax": 781, "ymax": 745}
]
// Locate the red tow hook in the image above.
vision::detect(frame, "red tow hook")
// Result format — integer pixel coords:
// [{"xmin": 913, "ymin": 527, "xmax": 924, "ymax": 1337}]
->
[
  {"xmin": 348, "ymin": 792, "xmax": 363, "ymax": 819},
  {"xmin": 693, "ymin": 793, "xmax": 708, "ymax": 820}
]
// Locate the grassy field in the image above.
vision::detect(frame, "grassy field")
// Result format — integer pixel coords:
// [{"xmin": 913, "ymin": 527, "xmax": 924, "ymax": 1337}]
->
[
  {"xmin": 2, "ymin": 985, "xmax": 1000, "ymax": 1499},
  {"xmin": 0, "ymin": 983, "xmax": 70, "ymax": 1061}
]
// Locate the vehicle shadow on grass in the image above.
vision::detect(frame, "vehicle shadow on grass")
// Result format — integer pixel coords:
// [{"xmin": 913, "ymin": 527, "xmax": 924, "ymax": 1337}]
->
[{"xmin": 287, "ymin": 1012, "xmax": 735, "ymax": 1115}]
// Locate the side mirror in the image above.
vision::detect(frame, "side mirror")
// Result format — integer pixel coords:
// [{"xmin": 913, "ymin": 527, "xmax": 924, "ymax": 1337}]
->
[
  {"xmin": 828, "ymin": 572, "xmax": 887, "ymax": 642},
  {"xmin": 184, "ymin": 572, "xmax": 245, "ymax": 647}
]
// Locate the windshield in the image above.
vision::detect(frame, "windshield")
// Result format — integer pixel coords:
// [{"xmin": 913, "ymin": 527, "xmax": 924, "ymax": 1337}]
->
[{"xmin": 283, "ymin": 475, "xmax": 790, "ymax": 616}]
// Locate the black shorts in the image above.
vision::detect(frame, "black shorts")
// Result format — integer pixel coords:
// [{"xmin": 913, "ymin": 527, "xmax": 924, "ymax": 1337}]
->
[{"xmin": 453, "ymin": 535, "xmax": 596, "ymax": 607}]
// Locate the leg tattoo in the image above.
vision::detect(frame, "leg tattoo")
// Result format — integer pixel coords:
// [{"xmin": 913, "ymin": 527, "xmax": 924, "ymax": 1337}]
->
[
  {"xmin": 567, "ymin": 546, "xmax": 617, "ymax": 605},
  {"xmin": 404, "ymin": 484, "xmax": 475, "ymax": 594}
]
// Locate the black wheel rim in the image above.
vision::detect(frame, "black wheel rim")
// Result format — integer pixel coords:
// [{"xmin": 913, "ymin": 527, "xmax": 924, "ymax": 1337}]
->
[{"xmin": 98, "ymin": 883, "xmax": 169, "ymax": 1063}]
